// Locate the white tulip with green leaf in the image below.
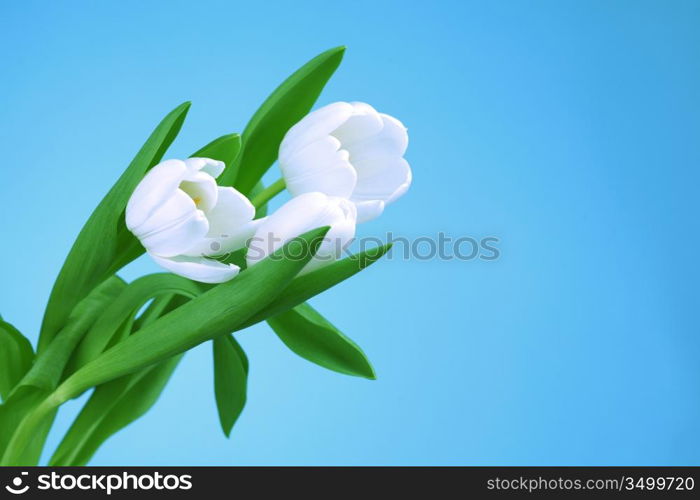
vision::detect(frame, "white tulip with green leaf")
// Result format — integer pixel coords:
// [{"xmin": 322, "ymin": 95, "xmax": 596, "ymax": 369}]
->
[
  {"xmin": 126, "ymin": 157, "xmax": 259, "ymax": 283},
  {"xmin": 0, "ymin": 46, "xmax": 409, "ymax": 465}
]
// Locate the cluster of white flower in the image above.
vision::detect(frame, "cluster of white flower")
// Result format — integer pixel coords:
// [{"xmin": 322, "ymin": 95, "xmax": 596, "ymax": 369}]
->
[{"xmin": 126, "ymin": 102, "xmax": 411, "ymax": 283}]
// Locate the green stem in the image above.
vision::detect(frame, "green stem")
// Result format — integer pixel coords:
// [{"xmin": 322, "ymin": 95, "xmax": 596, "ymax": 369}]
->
[
  {"xmin": 250, "ymin": 178, "xmax": 285, "ymax": 209},
  {"xmin": 1, "ymin": 394, "xmax": 61, "ymax": 465}
]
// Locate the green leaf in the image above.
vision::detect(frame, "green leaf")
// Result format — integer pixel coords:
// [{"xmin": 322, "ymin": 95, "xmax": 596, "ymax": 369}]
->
[
  {"xmin": 131, "ymin": 294, "xmax": 176, "ymax": 331},
  {"xmin": 213, "ymin": 334, "xmax": 248, "ymax": 437},
  {"xmin": 38, "ymin": 102, "xmax": 191, "ymax": 354},
  {"xmin": 232, "ymin": 46, "xmax": 345, "ymax": 194},
  {"xmin": 20, "ymin": 276, "xmax": 127, "ymax": 393},
  {"xmin": 239, "ymin": 243, "xmax": 393, "ymax": 329},
  {"xmin": 197, "ymin": 134, "xmax": 243, "ymax": 188},
  {"xmin": 193, "ymin": 133, "xmax": 242, "ymax": 170},
  {"xmin": 50, "ymin": 355, "xmax": 182, "ymax": 466},
  {"xmin": 0, "ymin": 318, "xmax": 34, "ymax": 402},
  {"xmin": 68, "ymin": 274, "xmax": 203, "ymax": 373},
  {"xmin": 2, "ymin": 228, "xmax": 328, "ymax": 465},
  {"xmin": 51, "ymin": 295, "xmax": 190, "ymax": 466},
  {"xmin": 267, "ymin": 303, "xmax": 375, "ymax": 379},
  {"xmin": 0, "ymin": 387, "xmax": 55, "ymax": 465},
  {"xmin": 52, "ymin": 226, "xmax": 329, "ymax": 404},
  {"xmin": 0, "ymin": 277, "xmax": 125, "ymax": 465}
]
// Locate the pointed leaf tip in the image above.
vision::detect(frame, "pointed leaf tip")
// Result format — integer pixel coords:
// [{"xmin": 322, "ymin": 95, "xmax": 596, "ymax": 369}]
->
[
  {"xmin": 267, "ymin": 303, "xmax": 376, "ymax": 379},
  {"xmin": 233, "ymin": 47, "xmax": 346, "ymax": 193}
]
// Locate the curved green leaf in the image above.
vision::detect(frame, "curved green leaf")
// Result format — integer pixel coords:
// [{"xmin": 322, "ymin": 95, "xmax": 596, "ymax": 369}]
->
[
  {"xmin": 0, "ymin": 387, "xmax": 53, "ymax": 465},
  {"xmin": 0, "ymin": 277, "xmax": 125, "ymax": 465},
  {"xmin": 38, "ymin": 102, "xmax": 191, "ymax": 353},
  {"xmin": 50, "ymin": 356, "xmax": 182, "ymax": 466},
  {"xmin": 197, "ymin": 134, "xmax": 243, "ymax": 188},
  {"xmin": 51, "ymin": 295, "xmax": 190, "ymax": 466},
  {"xmin": 131, "ymin": 294, "xmax": 176, "ymax": 331},
  {"xmin": 213, "ymin": 334, "xmax": 248, "ymax": 437},
  {"xmin": 267, "ymin": 303, "xmax": 375, "ymax": 379},
  {"xmin": 2, "ymin": 228, "xmax": 328, "ymax": 465},
  {"xmin": 240, "ymin": 243, "xmax": 393, "ymax": 329},
  {"xmin": 0, "ymin": 318, "xmax": 34, "ymax": 402},
  {"xmin": 193, "ymin": 133, "xmax": 242, "ymax": 171},
  {"xmin": 233, "ymin": 46, "xmax": 345, "ymax": 194},
  {"xmin": 69, "ymin": 274, "xmax": 203, "ymax": 372},
  {"xmin": 20, "ymin": 276, "xmax": 126, "ymax": 393},
  {"xmin": 53, "ymin": 227, "xmax": 329, "ymax": 402}
]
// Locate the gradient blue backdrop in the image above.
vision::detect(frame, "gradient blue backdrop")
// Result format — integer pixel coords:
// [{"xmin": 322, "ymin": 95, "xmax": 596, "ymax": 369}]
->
[{"xmin": 1, "ymin": 0, "xmax": 698, "ymax": 465}]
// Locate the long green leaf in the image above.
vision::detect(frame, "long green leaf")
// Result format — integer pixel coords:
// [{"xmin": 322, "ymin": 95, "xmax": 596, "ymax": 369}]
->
[
  {"xmin": 213, "ymin": 334, "xmax": 248, "ymax": 437},
  {"xmin": 267, "ymin": 303, "xmax": 375, "ymax": 379},
  {"xmin": 38, "ymin": 102, "xmax": 191, "ymax": 353},
  {"xmin": 198, "ymin": 134, "xmax": 242, "ymax": 188},
  {"xmin": 0, "ymin": 277, "xmax": 125, "ymax": 465},
  {"xmin": 20, "ymin": 277, "xmax": 126, "ymax": 393},
  {"xmin": 232, "ymin": 46, "xmax": 345, "ymax": 194},
  {"xmin": 54, "ymin": 227, "xmax": 328, "ymax": 402},
  {"xmin": 239, "ymin": 243, "xmax": 393, "ymax": 329},
  {"xmin": 50, "ymin": 355, "xmax": 183, "ymax": 466},
  {"xmin": 0, "ymin": 315, "xmax": 37, "ymax": 460},
  {"xmin": 68, "ymin": 274, "xmax": 203, "ymax": 372},
  {"xmin": 131, "ymin": 294, "xmax": 175, "ymax": 331},
  {"xmin": 1, "ymin": 227, "xmax": 329, "ymax": 465},
  {"xmin": 0, "ymin": 318, "xmax": 34, "ymax": 402},
  {"xmin": 51, "ymin": 295, "xmax": 190, "ymax": 466}
]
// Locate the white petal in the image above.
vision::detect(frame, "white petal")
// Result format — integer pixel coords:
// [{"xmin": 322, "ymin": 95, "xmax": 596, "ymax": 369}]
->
[
  {"xmin": 246, "ymin": 193, "xmax": 356, "ymax": 272},
  {"xmin": 126, "ymin": 159, "xmax": 188, "ymax": 232},
  {"xmin": 354, "ymin": 200, "xmax": 385, "ymax": 224},
  {"xmin": 344, "ymin": 113, "xmax": 408, "ymax": 163},
  {"xmin": 151, "ymin": 254, "xmax": 240, "ymax": 284},
  {"xmin": 182, "ymin": 187, "xmax": 259, "ymax": 257},
  {"xmin": 139, "ymin": 209, "xmax": 209, "ymax": 257},
  {"xmin": 131, "ymin": 189, "xmax": 198, "ymax": 240},
  {"xmin": 331, "ymin": 102, "xmax": 383, "ymax": 146},
  {"xmin": 184, "ymin": 157, "xmax": 226, "ymax": 178},
  {"xmin": 302, "ymin": 197, "xmax": 357, "ymax": 274},
  {"xmin": 179, "ymin": 170, "xmax": 218, "ymax": 213},
  {"xmin": 282, "ymin": 134, "xmax": 346, "ymax": 173},
  {"xmin": 386, "ymin": 168, "xmax": 412, "ymax": 205},
  {"xmin": 281, "ymin": 136, "xmax": 357, "ymax": 199},
  {"xmin": 279, "ymin": 102, "xmax": 354, "ymax": 162},
  {"xmin": 285, "ymin": 162, "xmax": 357, "ymax": 199},
  {"xmin": 351, "ymin": 156, "xmax": 412, "ymax": 205}
]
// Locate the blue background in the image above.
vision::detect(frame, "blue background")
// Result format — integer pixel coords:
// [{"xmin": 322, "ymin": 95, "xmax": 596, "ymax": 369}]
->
[{"xmin": 1, "ymin": 0, "xmax": 699, "ymax": 465}]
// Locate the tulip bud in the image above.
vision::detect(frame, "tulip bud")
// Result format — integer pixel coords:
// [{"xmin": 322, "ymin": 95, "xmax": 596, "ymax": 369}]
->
[
  {"xmin": 279, "ymin": 102, "xmax": 411, "ymax": 223},
  {"xmin": 126, "ymin": 158, "xmax": 260, "ymax": 283},
  {"xmin": 246, "ymin": 192, "xmax": 356, "ymax": 274}
]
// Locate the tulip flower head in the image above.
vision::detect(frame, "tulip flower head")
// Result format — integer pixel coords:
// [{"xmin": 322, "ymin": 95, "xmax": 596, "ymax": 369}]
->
[
  {"xmin": 279, "ymin": 101, "xmax": 411, "ymax": 223},
  {"xmin": 246, "ymin": 192, "xmax": 356, "ymax": 274},
  {"xmin": 126, "ymin": 158, "xmax": 259, "ymax": 283}
]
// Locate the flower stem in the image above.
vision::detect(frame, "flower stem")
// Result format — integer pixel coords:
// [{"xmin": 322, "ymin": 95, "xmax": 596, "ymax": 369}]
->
[{"xmin": 251, "ymin": 178, "xmax": 286, "ymax": 209}]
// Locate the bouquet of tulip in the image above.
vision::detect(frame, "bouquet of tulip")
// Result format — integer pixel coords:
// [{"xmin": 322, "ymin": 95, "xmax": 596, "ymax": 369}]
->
[{"xmin": 0, "ymin": 46, "xmax": 411, "ymax": 466}]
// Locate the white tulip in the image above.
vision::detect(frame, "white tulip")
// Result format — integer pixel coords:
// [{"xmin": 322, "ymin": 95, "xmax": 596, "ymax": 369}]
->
[
  {"xmin": 246, "ymin": 192, "xmax": 356, "ymax": 274},
  {"xmin": 126, "ymin": 158, "xmax": 260, "ymax": 283},
  {"xmin": 278, "ymin": 101, "xmax": 411, "ymax": 223}
]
